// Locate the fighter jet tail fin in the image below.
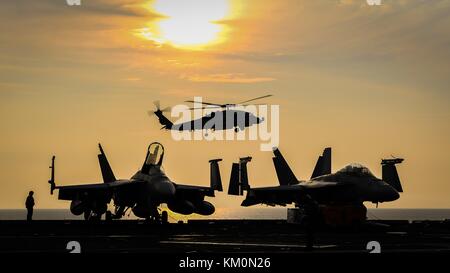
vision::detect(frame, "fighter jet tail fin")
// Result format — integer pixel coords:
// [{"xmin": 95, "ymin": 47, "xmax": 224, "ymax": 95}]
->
[
  {"xmin": 98, "ymin": 144, "xmax": 116, "ymax": 183},
  {"xmin": 382, "ymin": 158, "xmax": 404, "ymax": 192},
  {"xmin": 228, "ymin": 157, "xmax": 252, "ymax": 196},
  {"xmin": 209, "ymin": 159, "xmax": 223, "ymax": 192},
  {"xmin": 311, "ymin": 147, "xmax": 332, "ymax": 179},
  {"xmin": 228, "ymin": 163, "xmax": 240, "ymax": 195},
  {"xmin": 48, "ymin": 156, "xmax": 56, "ymax": 195},
  {"xmin": 272, "ymin": 148, "xmax": 298, "ymax": 185}
]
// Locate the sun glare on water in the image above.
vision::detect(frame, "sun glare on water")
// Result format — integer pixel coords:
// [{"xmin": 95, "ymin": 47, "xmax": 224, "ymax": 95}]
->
[{"xmin": 139, "ymin": 0, "xmax": 232, "ymax": 50}]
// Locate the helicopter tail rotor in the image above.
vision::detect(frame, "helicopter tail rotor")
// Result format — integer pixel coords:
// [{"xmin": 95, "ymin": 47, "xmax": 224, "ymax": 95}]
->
[{"xmin": 148, "ymin": 100, "xmax": 171, "ymax": 116}]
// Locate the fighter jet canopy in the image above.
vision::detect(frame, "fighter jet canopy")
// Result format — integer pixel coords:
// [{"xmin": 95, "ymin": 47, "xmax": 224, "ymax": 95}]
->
[
  {"xmin": 145, "ymin": 142, "xmax": 164, "ymax": 166},
  {"xmin": 337, "ymin": 163, "xmax": 375, "ymax": 178}
]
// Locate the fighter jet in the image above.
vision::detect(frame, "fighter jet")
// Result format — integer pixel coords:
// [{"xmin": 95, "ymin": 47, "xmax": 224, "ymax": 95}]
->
[
  {"xmin": 48, "ymin": 142, "xmax": 223, "ymax": 221},
  {"xmin": 228, "ymin": 148, "xmax": 404, "ymax": 225}
]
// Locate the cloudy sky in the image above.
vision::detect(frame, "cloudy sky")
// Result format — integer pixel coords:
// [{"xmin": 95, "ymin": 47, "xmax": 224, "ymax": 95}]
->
[{"xmin": 0, "ymin": 0, "xmax": 449, "ymax": 211}]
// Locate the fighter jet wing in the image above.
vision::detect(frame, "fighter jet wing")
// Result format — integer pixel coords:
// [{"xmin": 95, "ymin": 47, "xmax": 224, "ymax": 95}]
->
[
  {"xmin": 250, "ymin": 181, "xmax": 340, "ymax": 191},
  {"xmin": 174, "ymin": 184, "xmax": 216, "ymax": 198},
  {"xmin": 56, "ymin": 180, "xmax": 142, "ymax": 200},
  {"xmin": 172, "ymin": 159, "xmax": 223, "ymax": 198},
  {"xmin": 242, "ymin": 181, "xmax": 347, "ymax": 207}
]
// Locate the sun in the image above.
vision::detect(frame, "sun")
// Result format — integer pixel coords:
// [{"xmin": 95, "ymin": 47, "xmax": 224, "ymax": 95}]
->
[{"xmin": 140, "ymin": 0, "xmax": 231, "ymax": 50}]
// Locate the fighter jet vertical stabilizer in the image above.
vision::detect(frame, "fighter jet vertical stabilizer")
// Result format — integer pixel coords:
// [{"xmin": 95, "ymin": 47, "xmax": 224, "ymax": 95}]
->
[
  {"xmin": 98, "ymin": 144, "xmax": 116, "ymax": 183},
  {"xmin": 209, "ymin": 159, "xmax": 223, "ymax": 192},
  {"xmin": 311, "ymin": 147, "xmax": 332, "ymax": 179},
  {"xmin": 272, "ymin": 148, "xmax": 298, "ymax": 185},
  {"xmin": 228, "ymin": 157, "xmax": 252, "ymax": 196},
  {"xmin": 381, "ymin": 158, "xmax": 404, "ymax": 192}
]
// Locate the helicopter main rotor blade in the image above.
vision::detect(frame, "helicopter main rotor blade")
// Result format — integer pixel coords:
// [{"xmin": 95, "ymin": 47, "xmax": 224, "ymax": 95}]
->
[
  {"xmin": 188, "ymin": 106, "xmax": 222, "ymax": 110},
  {"xmin": 153, "ymin": 100, "xmax": 161, "ymax": 110},
  {"xmin": 185, "ymin": 100, "xmax": 224, "ymax": 107},
  {"xmin": 161, "ymin": 106, "xmax": 171, "ymax": 113},
  {"xmin": 241, "ymin": 103, "xmax": 269, "ymax": 107},
  {"xmin": 239, "ymin": 94, "xmax": 273, "ymax": 104},
  {"xmin": 151, "ymin": 101, "xmax": 170, "ymax": 113}
]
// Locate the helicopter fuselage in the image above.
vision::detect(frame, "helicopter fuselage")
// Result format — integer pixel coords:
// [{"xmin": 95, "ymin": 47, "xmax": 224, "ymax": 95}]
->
[{"xmin": 170, "ymin": 109, "xmax": 263, "ymax": 132}]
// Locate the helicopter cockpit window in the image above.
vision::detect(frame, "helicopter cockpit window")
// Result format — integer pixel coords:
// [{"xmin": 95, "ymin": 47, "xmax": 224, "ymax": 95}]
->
[
  {"xmin": 145, "ymin": 143, "xmax": 164, "ymax": 166},
  {"xmin": 336, "ymin": 163, "xmax": 375, "ymax": 178}
]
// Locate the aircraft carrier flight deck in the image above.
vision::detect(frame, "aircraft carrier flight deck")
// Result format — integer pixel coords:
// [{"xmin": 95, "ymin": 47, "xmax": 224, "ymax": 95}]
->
[{"xmin": 1, "ymin": 219, "xmax": 449, "ymax": 253}]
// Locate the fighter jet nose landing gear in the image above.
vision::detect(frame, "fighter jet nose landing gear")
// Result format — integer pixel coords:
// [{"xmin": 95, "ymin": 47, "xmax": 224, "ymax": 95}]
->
[{"xmin": 161, "ymin": 211, "xmax": 169, "ymax": 224}]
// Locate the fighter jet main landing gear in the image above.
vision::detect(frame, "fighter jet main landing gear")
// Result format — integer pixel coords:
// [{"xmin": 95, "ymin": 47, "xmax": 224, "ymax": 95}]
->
[
  {"xmin": 144, "ymin": 208, "xmax": 169, "ymax": 224},
  {"xmin": 83, "ymin": 210, "xmax": 103, "ymax": 221}
]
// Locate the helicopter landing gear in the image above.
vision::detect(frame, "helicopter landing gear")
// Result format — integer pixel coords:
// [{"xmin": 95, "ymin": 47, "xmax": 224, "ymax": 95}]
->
[{"xmin": 204, "ymin": 127, "xmax": 216, "ymax": 137}]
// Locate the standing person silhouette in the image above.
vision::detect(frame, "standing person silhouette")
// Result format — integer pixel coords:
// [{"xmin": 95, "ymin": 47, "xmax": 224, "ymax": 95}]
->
[{"xmin": 25, "ymin": 191, "xmax": 35, "ymax": 221}]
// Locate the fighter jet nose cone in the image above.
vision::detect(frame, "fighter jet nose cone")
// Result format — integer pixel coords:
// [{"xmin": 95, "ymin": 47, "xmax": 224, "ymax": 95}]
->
[
  {"xmin": 392, "ymin": 190, "xmax": 400, "ymax": 201},
  {"xmin": 386, "ymin": 186, "xmax": 400, "ymax": 201}
]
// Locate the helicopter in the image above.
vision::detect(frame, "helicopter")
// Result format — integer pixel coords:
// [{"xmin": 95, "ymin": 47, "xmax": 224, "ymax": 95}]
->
[{"xmin": 149, "ymin": 95, "xmax": 272, "ymax": 133}]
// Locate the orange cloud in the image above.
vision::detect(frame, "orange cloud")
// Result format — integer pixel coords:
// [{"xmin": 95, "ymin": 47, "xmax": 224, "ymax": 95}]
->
[{"xmin": 185, "ymin": 73, "xmax": 276, "ymax": 83}]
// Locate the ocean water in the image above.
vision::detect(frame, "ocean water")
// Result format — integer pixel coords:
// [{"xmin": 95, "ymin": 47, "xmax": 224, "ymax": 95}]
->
[{"xmin": 1, "ymin": 208, "xmax": 450, "ymax": 221}]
